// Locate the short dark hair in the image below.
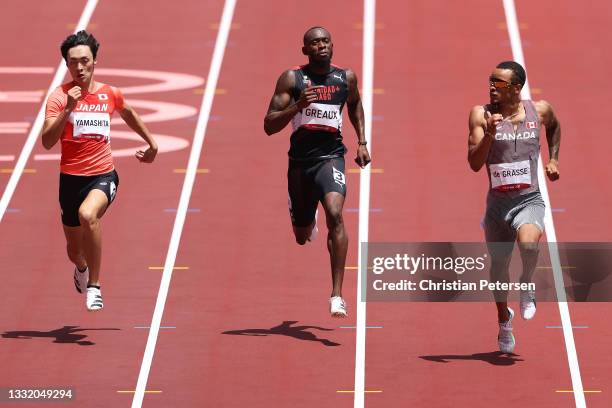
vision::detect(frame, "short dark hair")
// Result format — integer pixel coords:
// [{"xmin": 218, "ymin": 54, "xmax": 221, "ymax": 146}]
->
[
  {"xmin": 61, "ymin": 30, "xmax": 99, "ymax": 61},
  {"xmin": 496, "ymin": 61, "xmax": 526, "ymax": 86},
  {"xmin": 303, "ymin": 26, "xmax": 329, "ymax": 45}
]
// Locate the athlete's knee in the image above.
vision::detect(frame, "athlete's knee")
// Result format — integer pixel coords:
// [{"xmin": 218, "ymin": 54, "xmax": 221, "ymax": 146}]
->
[
  {"xmin": 325, "ymin": 208, "xmax": 344, "ymax": 231},
  {"xmin": 518, "ymin": 224, "xmax": 542, "ymax": 243},
  {"xmin": 519, "ymin": 242, "xmax": 539, "ymax": 255},
  {"xmin": 78, "ymin": 207, "xmax": 99, "ymax": 229}
]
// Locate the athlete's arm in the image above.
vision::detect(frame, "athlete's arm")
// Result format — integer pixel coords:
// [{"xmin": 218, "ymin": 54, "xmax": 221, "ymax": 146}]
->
[
  {"xmin": 264, "ymin": 70, "xmax": 318, "ymax": 135},
  {"xmin": 467, "ymin": 105, "xmax": 502, "ymax": 171},
  {"xmin": 535, "ymin": 100, "xmax": 560, "ymax": 181},
  {"xmin": 346, "ymin": 69, "xmax": 370, "ymax": 168},
  {"xmin": 41, "ymin": 86, "xmax": 81, "ymax": 150},
  {"xmin": 119, "ymin": 103, "xmax": 158, "ymax": 163}
]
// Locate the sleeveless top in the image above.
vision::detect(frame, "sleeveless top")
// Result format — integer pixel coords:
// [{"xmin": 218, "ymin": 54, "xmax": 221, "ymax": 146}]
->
[
  {"xmin": 485, "ymin": 100, "xmax": 541, "ymax": 197},
  {"xmin": 288, "ymin": 65, "xmax": 348, "ymax": 161}
]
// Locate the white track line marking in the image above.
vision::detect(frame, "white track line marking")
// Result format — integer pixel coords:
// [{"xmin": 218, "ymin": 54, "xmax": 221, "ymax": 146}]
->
[
  {"xmin": 129, "ymin": 0, "xmax": 236, "ymax": 407},
  {"xmin": 354, "ymin": 0, "xmax": 376, "ymax": 407},
  {"xmin": 502, "ymin": 1, "xmax": 585, "ymax": 407},
  {"xmin": 0, "ymin": 0, "xmax": 99, "ymax": 223}
]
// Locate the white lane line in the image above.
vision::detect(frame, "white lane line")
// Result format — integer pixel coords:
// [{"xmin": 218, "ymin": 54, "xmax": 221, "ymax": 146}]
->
[
  {"xmin": 0, "ymin": 0, "xmax": 99, "ymax": 223},
  {"xmin": 502, "ymin": 1, "xmax": 585, "ymax": 407},
  {"xmin": 354, "ymin": 0, "xmax": 376, "ymax": 407},
  {"xmin": 130, "ymin": 0, "xmax": 237, "ymax": 407}
]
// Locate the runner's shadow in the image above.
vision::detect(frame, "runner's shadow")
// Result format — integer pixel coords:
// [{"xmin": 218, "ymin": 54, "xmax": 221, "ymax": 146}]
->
[
  {"xmin": 222, "ymin": 320, "xmax": 340, "ymax": 347},
  {"xmin": 419, "ymin": 351, "xmax": 523, "ymax": 366},
  {"xmin": 1, "ymin": 325, "xmax": 120, "ymax": 346}
]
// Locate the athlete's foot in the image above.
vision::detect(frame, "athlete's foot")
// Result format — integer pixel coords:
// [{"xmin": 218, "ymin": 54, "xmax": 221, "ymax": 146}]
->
[
  {"xmin": 329, "ymin": 296, "xmax": 347, "ymax": 318},
  {"xmin": 307, "ymin": 210, "xmax": 319, "ymax": 242},
  {"xmin": 520, "ymin": 288, "xmax": 536, "ymax": 320},
  {"xmin": 497, "ymin": 307, "xmax": 515, "ymax": 353},
  {"xmin": 86, "ymin": 285, "xmax": 103, "ymax": 311},
  {"xmin": 73, "ymin": 265, "xmax": 89, "ymax": 294}
]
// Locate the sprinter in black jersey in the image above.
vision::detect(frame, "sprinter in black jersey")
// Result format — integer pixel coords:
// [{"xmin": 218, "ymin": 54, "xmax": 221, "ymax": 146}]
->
[{"xmin": 264, "ymin": 26, "xmax": 371, "ymax": 318}]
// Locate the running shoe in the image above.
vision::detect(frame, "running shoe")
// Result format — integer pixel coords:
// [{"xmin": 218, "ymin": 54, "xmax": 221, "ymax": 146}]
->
[
  {"xmin": 520, "ymin": 288, "xmax": 536, "ymax": 320},
  {"xmin": 73, "ymin": 266, "xmax": 89, "ymax": 294},
  {"xmin": 329, "ymin": 296, "xmax": 347, "ymax": 318},
  {"xmin": 86, "ymin": 286, "xmax": 103, "ymax": 311},
  {"xmin": 498, "ymin": 307, "xmax": 515, "ymax": 353}
]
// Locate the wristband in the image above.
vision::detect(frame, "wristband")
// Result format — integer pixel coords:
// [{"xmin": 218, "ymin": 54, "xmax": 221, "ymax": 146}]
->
[{"xmin": 358, "ymin": 141, "xmax": 367, "ymax": 146}]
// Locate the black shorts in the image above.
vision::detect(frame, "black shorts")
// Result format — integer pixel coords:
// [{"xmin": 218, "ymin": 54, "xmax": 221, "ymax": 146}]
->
[
  {"xmin": 287, "ymin": 157, "xmax": 346, "ymax": 227},
  {"xmin": 59, "ymin": 170, "xmax": 119, "ymax": 227}
]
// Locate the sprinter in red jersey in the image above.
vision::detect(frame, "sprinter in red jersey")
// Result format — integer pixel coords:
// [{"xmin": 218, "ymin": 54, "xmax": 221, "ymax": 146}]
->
[{"xmin": 42, "ymin": 31, "xmax": 157, "ymax": 311}]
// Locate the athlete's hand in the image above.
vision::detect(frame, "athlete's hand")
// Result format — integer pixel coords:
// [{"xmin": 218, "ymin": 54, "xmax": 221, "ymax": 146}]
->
[
  {"xmin": 355, "ymin": 144, "xmax": 371, "ymax": 168},
  {"xmin": 484, "ymin": 111, "xmax": 503, "ymax": 137},
  {"xmin": 66, "ymin": 86, "xmax": 83, "ymax": 111},
  {"xmin": 545, "ymin": 159, "xmax": 559, "ymax": 181},
  {"xmin": 135, "ymin": 145, "xmax": 157, "ymax": 163},
  {"xmin": 296, "ymin": 86, "xmax": 322, "ymax": 109}
]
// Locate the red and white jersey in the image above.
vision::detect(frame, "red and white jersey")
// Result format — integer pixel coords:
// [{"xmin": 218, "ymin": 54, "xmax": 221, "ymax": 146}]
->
[{"xmin": 45, "ymin": 82, "xmax": 125, "ymax": 175}]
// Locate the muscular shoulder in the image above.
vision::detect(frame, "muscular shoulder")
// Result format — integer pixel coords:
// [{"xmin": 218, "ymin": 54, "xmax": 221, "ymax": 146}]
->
[
  {"xmin": 469, "ymin": 105, "xmax": 487, "ymax": 125},
  {"xmin": 533, "ymin": 99, "xmax": 553, "ymax": 114},
  {"xmin": 276, "ymin": 69, "xmax": 297, "ymax": 89},
  {"xmin": 344, "ymin": 68, "xmax": 357, "ymax": 83},
  {"xmin": 533, "ymin": 99, "xmax": 556, "ymax": 123}
]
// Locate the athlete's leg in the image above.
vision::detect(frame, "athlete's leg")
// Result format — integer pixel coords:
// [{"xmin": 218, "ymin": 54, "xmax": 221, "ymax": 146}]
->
[
  {"xmin": 63, "ymin": 225, "xmax": 87, "ymax": 270},
  {"xmin": 517, "ymin": 224, "xmax": 542, "ymax": 284},
  {"xmin": 485, "ymin": 207, "xmax": 515, "ymax": 323},
  {"xmin": 516, "ymin": 223, "xmax": 541, "ymax": 320},
  {"xmin": 288, "ymin": 162, "xmax": 318, "ymax": 245},
  {"xmin": 78, "ymin": 189, "xmax": 109, "ymax": 286},
  {"xmin": 321, "ymin": 191, "xmax": 347, "ymax": 297},
  {"xmin": 490, "ymin": 250, "xmax": 513, "ymax": 322}
]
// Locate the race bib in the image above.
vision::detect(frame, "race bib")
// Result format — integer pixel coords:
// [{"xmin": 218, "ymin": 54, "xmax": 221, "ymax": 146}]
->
[
  {"xmin": 293, "ymin": 102, "xmax": 342, "ymax": 132},
  {"xmin": 71, "ymin": 112, "xmax": 111, "ymax": 142},
  {"xmin": 489, "ymin": 160, "xmax": 531, "ymax": 191}
]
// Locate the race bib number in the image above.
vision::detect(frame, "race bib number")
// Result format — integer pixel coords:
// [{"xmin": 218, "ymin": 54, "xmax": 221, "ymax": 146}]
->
[
  {"xmin": 71, "ymin": 112, "xmax": 111, "ymax": 142},
  {"xmin": 333, "ymin": 166, "xmax": 345, "ymax": 186},
  {"xmin": 489, "ymin": 160, "xmax": 531, "ymax": 191},
  {"xmin": 293, "ymin": 103, "xmax": 342, "ymax": 132}
]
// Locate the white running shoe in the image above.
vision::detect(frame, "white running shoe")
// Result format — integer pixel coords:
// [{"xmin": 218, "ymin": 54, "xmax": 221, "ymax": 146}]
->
[
  {"xmin": 86, "ymin": 287, "xmax": 103, "ymax": 312},
  {"xmin": 308, "ymin": 209, "xmax": 319, "ymax": 242},
  {"xmin": 329, "ymin": 296, "xmax": 348, "ymax": 318},
  {"xmin": 520, "ymin": 288, "xmax": 536, "ymax": 320},
  {"xmin": 498, "ymin": 307, "xmax": 515, "ymax": 353},
  {"xmin": 73, "ymin": 266, "xmax": 89, "ymax": 294}
]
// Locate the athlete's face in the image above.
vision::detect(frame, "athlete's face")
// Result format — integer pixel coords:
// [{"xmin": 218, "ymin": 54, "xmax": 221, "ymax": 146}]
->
[
  {"xmin": 302, "ymin": 29, "xmax": 333, "ymax": 62},
  {"xmin": 489, "ymin": 68, "xmax": 521, "ymax": 105},
  {"xmin": 66, "ymin": 45, "xmax": 96, "ymax": 87}
]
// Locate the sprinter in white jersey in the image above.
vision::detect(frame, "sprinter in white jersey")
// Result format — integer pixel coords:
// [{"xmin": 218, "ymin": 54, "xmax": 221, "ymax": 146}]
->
[
  {"xmin": 264, "ymin": 27, "xmax": 371, "ymax": 317},
  {"xmin": 468, "ymin": 61, "xmax": 561, "ymax": 353}
]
